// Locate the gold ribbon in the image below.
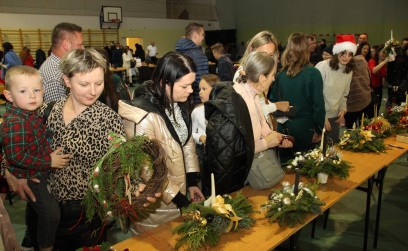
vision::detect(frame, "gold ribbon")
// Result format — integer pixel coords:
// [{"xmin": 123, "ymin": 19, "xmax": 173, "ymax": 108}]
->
[{"xmin": 212, "ymin": 195, "xmax": 242, "ymax": 233}]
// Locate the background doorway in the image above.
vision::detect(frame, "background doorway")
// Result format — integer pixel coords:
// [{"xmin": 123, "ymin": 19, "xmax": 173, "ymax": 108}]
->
[{"xmin": 126, "ymin": 37, "xmax": 144, "ymax": 53}]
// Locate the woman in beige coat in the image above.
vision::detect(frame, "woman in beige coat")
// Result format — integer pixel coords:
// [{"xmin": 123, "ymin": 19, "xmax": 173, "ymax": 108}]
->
[{"xmin": 119, "ymin": 51, "xmax": 204, "ymax": 233}]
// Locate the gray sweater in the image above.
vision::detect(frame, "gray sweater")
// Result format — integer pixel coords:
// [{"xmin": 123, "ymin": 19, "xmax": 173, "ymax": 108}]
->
[{"xmin": 316, "ymin": 59, "xmax": 352, "ymax": 119}]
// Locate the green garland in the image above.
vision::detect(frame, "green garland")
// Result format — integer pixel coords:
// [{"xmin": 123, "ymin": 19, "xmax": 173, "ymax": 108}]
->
[
  {"xmin": 286, "ymin": 147, "xmax": 352, "ymax": 179},
  {"xmin": 83, "ymin": 132, "xmax": 167, "ymax": 232},
  {"xmin": 339, "ymin": 129, "xmax": 386, "ymax": 153},
  {"xmin": 173, "ymin": 193, "xmax": 255, "ymax": 250},
  {"xmin": 261, "ymin": 182, "xmax": 325, "ymax": 227}
]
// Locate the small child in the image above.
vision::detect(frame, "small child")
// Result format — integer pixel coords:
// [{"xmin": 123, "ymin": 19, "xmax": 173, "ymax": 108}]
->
[
  {"xmin": 191, "ymin": 74, "xmax": 220, "ymax": 188},
  {"xmin": 1, "ymin": 65, "xmax": 71, "ymax": 251}
]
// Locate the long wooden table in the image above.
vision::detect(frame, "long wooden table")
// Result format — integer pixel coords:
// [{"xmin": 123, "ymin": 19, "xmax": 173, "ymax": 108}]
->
[{"xmin": 112, "ymin": 137, "xmax": 407, "ymax": 251}]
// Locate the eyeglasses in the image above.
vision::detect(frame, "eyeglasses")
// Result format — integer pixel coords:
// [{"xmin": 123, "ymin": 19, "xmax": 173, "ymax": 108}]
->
[{"xmin": 339, "ymin": 51, "xmax": 353, "ymax": 58}]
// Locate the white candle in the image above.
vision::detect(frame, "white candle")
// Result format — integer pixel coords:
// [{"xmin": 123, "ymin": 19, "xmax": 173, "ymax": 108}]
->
[
  {"xmin": 406, "ymin": 93, "xmax": 408, "ymax": 105},
  {"xmin": 320, "ymin": 128, "xmax": 325, "ymax": 150},
  {"xmin": 391, "ymin": 29, "xmax": 393, "ymax": 41},
  {"xmin": 361, "ymin": 113, "xmax": 365, "ymax": 129},
  {"xmin": 204, "ymin": 173, "xmax": 216, "ymax": 207}
]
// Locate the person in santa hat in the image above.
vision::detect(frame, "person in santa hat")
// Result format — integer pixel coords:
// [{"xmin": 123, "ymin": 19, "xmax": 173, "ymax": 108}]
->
[{"xmin": 315, "ymin": 34, "xmax": 356, "ymax": 143}]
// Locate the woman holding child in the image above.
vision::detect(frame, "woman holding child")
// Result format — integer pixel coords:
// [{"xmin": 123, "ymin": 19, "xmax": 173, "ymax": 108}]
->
[{"xmin": 4, "ymin": 48, "xmax": 126, "ymax": 250}]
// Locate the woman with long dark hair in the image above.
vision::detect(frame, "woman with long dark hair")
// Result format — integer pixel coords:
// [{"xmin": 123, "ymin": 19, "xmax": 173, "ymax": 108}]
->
[
  {"xmin": 316, "ymin": 35, "xmax": 356, "ymax": 143},
  {"xmin": 119, "ymin": 51, "xmax": 204, "ymax": 233}
]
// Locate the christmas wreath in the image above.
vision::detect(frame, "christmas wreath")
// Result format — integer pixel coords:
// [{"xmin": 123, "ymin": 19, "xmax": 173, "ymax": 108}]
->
[
  {"xmin": 384, "ymin": 106, "xmax": 408, "ymax": 134},
  {"xmin": 84, "ymin": 133, "xmax": 167, "ymax": 231},
  {"xmin": 261, "ymin": 181, "xmax": 325, "ymax": 227},
  {"xmin": 363, "ymin": 116, "xmax": 392, "ymax": 138},
  {"xmin": 339, "ymin": 128, "xmax": 386, "ymax": 153},
  {"xmin": 286, "ymin": 147, "xmax": 351, "ymax": 180},
  {"xmin": 173, "ymin": 192, "xmax": 255, "ymax": 250}
]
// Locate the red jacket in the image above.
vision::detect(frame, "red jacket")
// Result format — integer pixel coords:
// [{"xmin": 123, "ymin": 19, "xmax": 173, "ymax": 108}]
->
[{"xmin": 368, "ymin": 58, "xmax": 387, "ymax": 88}]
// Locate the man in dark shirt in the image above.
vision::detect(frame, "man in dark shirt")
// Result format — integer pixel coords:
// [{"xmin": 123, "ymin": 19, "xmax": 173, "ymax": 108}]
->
[
  {"xmin": 175, "ymin": 22, "xmax": 209, "ymax": 104},
  {"xmin": 210, "ymin": 43, "xmax": 235, "ymax": 81},
  {"xmin": 307, "ymin": 34, "xmax": 323, "ymax": 65}
]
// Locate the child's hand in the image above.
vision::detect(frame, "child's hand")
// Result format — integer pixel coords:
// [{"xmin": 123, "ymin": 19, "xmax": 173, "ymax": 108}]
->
[{"xmin": 50, "ymin": 148, "xmax": 71, "ymax": 169}]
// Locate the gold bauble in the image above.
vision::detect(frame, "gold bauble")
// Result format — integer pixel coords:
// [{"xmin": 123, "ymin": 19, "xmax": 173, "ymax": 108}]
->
[{"xmin": 199, "ymin": 217, "xmax": 207, "ymax": 227}]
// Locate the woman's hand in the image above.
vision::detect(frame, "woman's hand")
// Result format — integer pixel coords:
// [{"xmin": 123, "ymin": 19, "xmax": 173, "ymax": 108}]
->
[
  {"xmin": 312, "ymin": 132, "xmax": 322, "ymax": 143},
  {"xmin": 275, "ymin": 101, "xmax": 290, "ymax": 112},
  {"xmin": 135, "ymin": 183, "xmax": 162, "ymax": 208},
  {"xmin": 265, "ymin": 131, "xmax": 283, "ymax": 148},
  {"xmin": 188, "ymin": 186, "xmax": 204, "ymax": 203},
  {"xmin": 336, "ymin": 111, "xmax": 345, "ymax": 126},
  {"xmin": 5, "ymin": 170, "xmax": 39, "ymax": 202},
  {"xmin": 324, "ymin": 118, "xmax": 331, "ymax": 132},
  {"xmin": 279, "ymin": 138, "xmax": 293, "ymax": 148}
]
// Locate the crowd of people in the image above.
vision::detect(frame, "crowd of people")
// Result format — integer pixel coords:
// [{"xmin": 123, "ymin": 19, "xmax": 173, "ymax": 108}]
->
[{"xmin": 0, "ymin": 20, "xmax": 408, "ymax": 250}]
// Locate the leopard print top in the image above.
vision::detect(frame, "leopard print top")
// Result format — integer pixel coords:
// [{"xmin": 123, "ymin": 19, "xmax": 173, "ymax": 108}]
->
[{"xmin": 40, "ymin": 98, "xmax": 125, "ymax": 202}]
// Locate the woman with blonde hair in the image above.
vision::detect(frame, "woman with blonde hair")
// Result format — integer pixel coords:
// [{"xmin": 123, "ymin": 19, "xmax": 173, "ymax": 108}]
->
[
  {"xmin": 234, "ymin": 31, "xmax": 290, "ymax": 122},
  {"xmin": 269, "ymin": 32, "xmax": 325, "ymax": 162}
]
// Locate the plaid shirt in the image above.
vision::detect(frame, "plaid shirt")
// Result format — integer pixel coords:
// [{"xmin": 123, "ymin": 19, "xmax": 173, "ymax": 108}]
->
[
  {"xmin": 1, "ymin": 104, "xmax": 52, "ymax": 179},
  {"xmin": 39, "ymin": 53, "xmax": 68, "ymax": 102}
]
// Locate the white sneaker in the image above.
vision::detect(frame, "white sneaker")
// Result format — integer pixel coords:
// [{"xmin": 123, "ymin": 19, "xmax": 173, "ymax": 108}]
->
[{"xmin": 20, "ymin": 246, "xmax": 34, "ymax": 251}]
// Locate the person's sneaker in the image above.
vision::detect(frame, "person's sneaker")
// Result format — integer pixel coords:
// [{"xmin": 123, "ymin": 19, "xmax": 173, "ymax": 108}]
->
[
  {"xmin": 21, "ymin": 230, "xmax": 33, "ymax": 251},
  {"xmin": 20, "ymin": 247, "xmax": 34, "ymax": 251}
]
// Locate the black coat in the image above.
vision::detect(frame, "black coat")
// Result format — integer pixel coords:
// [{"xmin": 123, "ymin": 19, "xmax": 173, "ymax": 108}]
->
[{"xmin": 203, "ymin": 82, "xmax": 254, "ymax": 196}]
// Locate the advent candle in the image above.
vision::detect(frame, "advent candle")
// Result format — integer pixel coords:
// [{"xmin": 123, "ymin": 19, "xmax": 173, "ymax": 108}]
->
[
  {"xmin": 204, "ymin": 173, "xmax": 216, "ymax": 206},
  {"xmin": 374, "ymin": 104, "xmax": 378, "ymax": 118},
  {"xmin": 294, "ymin": 168, "xmax": 300, "ymax": 195},
  {"xmin": 405, "ymin": 93, "xmax": 408, "ymax": 105},
  {"xmin": 391, "ymin": 29, "xmax": 393, "ymax": 41},
  {"xmin": 320, "ymin": 128, "xmax": 325, "ymax": 150},
  {"xmin": 361, "ymin": 113, "xmax": 365, "ymax": 129}
]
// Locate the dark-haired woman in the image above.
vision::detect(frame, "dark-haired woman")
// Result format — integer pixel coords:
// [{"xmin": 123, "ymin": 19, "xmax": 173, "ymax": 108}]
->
[
  {"xmin": 1, "ymin": 42, "xmax": 22, "ymax": 79},
  {"xmin": 119, "ymin": 51, "xmax": 204, "ymax": 233},
  {"xmin": 96, "ymin": 48, "xmax": 131, "ymax": 112},
  {"xmin": 316, "ymin": 35, "xmax": 356, "ymax": 143},
  {"xmin": 369, "ymin": 45, "xmax": 391, "ymax": 115}
]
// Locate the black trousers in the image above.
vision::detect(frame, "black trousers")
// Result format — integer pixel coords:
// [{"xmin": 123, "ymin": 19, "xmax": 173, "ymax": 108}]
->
[
  {"xmin": 27, "ymin": 200, "xmax": 107, "ymax": 251},
  {"xmin": 27, "ymin": 179, "xmax": 60, "ymax": 248}
]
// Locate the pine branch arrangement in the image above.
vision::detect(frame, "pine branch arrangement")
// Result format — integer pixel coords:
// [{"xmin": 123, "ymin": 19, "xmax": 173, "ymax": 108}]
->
[
  {"xmin": 384, "ymin": 106, "xmax": 408, "ymax": 134},
  {"xmin": 173, "ymin": 193, "xmax": 255, "ymax": 250},
  {"xmin": 339, "ymin": 129, "xmax": 386, "ymax": 153},
  {"xmin": 261, "ymin": 182, "xmax": 325, "ymax": 227},
  {"xmin": 83, "ymin": 132, "xmax": 167, "ymax": 232},
  {"xmin": 363, "ymin": 116, "xmax": 392, "ymax": 138},
  {"xmin": 286, "ymin": 147, "xmax": 352, "ymax": 179}
]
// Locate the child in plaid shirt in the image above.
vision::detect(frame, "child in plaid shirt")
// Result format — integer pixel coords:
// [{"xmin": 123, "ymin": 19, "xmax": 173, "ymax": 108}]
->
[{"xmin": 1, "ymin": 65, "xmax": 71, "ymax": 251}]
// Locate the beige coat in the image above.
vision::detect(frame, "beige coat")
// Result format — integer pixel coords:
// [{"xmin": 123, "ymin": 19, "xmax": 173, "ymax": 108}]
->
[{"xmin": 119, "ymin": 100, "xmax": 200, "ymax": 232}]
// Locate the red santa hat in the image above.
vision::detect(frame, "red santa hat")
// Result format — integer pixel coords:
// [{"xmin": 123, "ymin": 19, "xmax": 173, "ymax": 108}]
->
[{"xmin": 332, "ymin": 34, "xmax": 357, "ymax": 55}]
